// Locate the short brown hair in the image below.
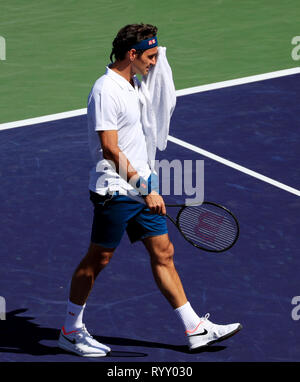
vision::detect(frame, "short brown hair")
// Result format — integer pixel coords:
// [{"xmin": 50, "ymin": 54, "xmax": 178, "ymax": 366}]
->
[{"xmin": 110, "ymin": 23, "xmax": 158, "ymax": 62}]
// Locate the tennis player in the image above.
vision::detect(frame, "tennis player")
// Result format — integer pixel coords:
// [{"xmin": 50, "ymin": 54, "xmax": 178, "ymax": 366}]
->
[{"xmin": 58, "ymin": 23, "xmax": 242, "ymax": 357}]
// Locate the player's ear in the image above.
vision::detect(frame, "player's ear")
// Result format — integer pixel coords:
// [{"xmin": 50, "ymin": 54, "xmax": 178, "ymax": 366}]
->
[{"xmin": 128, "ymin": 48, "xmax": 137, "ymax": 62}]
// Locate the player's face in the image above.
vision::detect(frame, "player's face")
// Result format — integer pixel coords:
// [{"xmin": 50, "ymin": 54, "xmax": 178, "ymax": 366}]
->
[{"xmin": 132, "ymin": 47, "xmax": 158, "ymax": 75}]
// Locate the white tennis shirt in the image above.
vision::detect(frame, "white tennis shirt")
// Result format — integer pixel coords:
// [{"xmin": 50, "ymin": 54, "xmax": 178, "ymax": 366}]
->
[{"xmin": 87, "ymin": 66, "xmax": 151, "ymax": 195}]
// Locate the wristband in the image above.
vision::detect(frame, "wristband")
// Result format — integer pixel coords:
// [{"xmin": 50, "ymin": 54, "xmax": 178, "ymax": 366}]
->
[
  {"xmin": 135, "ymin": 176, "xmax": 148, "ymax": 196},
  {"xmin": 134, "ymin": 173, "xmax": 159, "ymax": 196},
  {"xmin": 147, "ymin": 172, "xmax": 159, "ymax": 193}
]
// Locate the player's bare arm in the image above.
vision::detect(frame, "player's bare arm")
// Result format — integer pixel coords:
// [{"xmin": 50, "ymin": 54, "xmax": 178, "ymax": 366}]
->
[{"xmin": 98, "ymin": 130, "xmax": 166, "ymax": 215}]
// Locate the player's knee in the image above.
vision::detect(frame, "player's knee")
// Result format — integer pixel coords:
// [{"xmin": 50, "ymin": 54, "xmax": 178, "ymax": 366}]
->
[
  {"xmin": 98, "ymin": 252, "xmax": 113, "ymax": 267},
  {"xmin": 154, "ymin": 241, "xmax": 174, "ymax": 266},
  {"xmin": 88, "ymin": 243, "xmax": 114, "ymax": 268},
  {"xmin": 166, "ymin": 241, "xmax": 174, "ymax": 258}
]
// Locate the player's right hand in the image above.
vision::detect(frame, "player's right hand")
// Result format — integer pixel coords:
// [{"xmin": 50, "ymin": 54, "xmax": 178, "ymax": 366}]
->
[{"xmin": 144, "ymin": 191, "xmax": 166, "ymax": 215}]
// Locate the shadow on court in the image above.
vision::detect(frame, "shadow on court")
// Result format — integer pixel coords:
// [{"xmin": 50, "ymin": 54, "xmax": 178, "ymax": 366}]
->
[{"xmin": 0, "ymin": 309, "xmax": 226, "ymax": 359}]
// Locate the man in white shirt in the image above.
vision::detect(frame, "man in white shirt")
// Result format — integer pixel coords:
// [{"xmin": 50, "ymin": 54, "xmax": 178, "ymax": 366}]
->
[{"xmin": 58, "ymin": 23, "xmax": 241, "ymax": 357}]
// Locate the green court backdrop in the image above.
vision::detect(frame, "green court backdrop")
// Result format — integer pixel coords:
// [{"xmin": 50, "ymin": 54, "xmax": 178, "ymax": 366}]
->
[{"xmin": 0, "ymin": 0, "xmax": 299, "ymax": 123}]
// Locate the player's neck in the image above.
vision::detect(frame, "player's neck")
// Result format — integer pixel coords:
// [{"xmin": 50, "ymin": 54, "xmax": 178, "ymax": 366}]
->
[{"xmin": 110, "ymin": 61, "xmax": 135, "ymax": 85}]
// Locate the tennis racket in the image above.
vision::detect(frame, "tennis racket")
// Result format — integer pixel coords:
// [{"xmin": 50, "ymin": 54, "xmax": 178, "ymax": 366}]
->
[{"xmin": 164, "ymin": 201, "xmax": 239, "ymax": 253}]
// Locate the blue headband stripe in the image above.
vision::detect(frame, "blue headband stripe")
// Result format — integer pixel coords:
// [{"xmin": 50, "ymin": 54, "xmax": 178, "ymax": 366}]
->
[{"xmin": 131, "ymin": 36, "xmax": 158, "ymax": 51}]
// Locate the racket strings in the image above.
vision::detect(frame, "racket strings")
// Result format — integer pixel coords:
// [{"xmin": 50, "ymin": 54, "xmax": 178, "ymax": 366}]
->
[
  {"xmin": 180, "ymin": 219, "xmax": 236, "ymax": 242},
  {"xmin": 178, "ymin": 205, "xmax": 238, "ymax": 251},
  {"xmin": 180, "ymin": 209, "xmax": 236, "ymax": 233},
  {"xmin": 179, "ymin": 223, "xmax": 234, "ymax": 250},
  {"xmin": 180, "ymin": 214, "xmax": 237, "ymax": 240}
]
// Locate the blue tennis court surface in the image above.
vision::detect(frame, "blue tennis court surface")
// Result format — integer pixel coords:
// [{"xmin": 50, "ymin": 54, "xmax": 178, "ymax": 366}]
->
[{"xmin": 0, "ymin": 73, "xmax": 299, "ymax": 363}]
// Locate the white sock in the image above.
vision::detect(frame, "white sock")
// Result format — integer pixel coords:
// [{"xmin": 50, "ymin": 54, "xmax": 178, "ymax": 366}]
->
[
  {"xmin": 63, "ymin": 300, "xmax": 86, "ymax": 333},
  {"xmin": 174, "ymin": 301, "xmax": 201, "ymax": 332}
]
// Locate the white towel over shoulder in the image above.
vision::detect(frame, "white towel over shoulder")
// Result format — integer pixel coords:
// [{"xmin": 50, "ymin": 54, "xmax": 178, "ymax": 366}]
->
[{"xmin": 137, "ymin": 46, "xmax": 176, "ymax": 169}]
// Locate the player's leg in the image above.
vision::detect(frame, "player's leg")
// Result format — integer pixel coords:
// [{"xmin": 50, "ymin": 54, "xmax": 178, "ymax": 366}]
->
[
  {"xmin": 142, "ymin": 233, "xmax": 187, "ymax": 309},
  {"xmin": 58, "ymin": 243, "xmax": 114, "ymax": 357},
  {"xmin": 142, "ymin": 234, "xmax": 209, "ymax": 338},
  {"xmin": 69, "ymin": 242, "xmax": 115, "ymax": 306},
  {"xmin": 58, "ymin": 191, "xmax": 127, "ymax": 357},
  {"xmin": 142, "ymin": 233, "xmax": 242, "ymax": 351}
]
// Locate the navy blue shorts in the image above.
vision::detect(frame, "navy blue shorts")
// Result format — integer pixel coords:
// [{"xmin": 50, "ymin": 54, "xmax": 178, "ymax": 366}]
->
[{"xmin": 89, "ymin": 191, "xmax": 168, "ymax": 248}]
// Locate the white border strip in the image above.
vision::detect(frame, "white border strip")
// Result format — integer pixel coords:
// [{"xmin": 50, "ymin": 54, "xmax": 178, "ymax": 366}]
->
[{"xmin": 168, "ymin": 135, "xmax": 300, "ymax": 196}]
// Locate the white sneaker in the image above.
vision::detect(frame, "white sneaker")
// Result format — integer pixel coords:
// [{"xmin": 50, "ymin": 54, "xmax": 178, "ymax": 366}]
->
[
  {"xmin": 186, "ymin": 313, "xmax": 242, "ymax": 351},
  {"xmin": 58, "ymin": 325, "xmax": 111, "ymax": 357}
]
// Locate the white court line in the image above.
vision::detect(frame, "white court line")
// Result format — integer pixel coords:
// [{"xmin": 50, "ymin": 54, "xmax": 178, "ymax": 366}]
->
[
  {"xmin": 0, "ymin": 67, "xmax": 299, "ymax": 196},
  {"xmin": 0, "ymin": 108, "xmax": 87, "ymax": 131},
  {"xmin": 167, "ymin": 135, "xmax": 300, "ymax": 197},
  {"xmin": 176, "ymin": 67, "xmax": 300, "ymax": 96}
]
